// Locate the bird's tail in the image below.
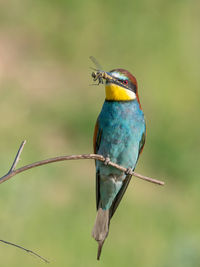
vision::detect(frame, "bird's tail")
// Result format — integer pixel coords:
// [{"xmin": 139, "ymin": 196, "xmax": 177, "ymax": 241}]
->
[{"xmin": 92, "ymin": 208, "xmax": 109, "ymax": 260}]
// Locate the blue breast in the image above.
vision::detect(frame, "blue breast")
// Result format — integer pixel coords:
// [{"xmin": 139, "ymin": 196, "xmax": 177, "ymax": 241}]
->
[{"xmin": 97, "ymin": 100, "xmax": 145, "ymax": 174}]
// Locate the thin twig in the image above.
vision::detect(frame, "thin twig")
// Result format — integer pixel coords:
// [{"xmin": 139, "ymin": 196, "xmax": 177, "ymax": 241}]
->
[
  {"xmin": 0, "ymin": 141, "xmax": 164, "ymax": 185},
  {"xmin": 0, "ymin": 239, "xmax": 49, "ymax": 263},
  {"xmin": 9, "ymin": 140, "xmax": 26, "ymax": 172}
]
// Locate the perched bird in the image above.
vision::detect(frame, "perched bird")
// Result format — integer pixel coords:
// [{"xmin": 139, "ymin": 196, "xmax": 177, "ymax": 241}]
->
[{"xmin": 92, "ymin": 68, "xmax": 146, "ymax": 260}]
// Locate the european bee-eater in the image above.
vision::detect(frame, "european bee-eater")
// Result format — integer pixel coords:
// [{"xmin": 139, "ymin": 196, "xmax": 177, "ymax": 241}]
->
[{"xmin": 92, "ymin": 68, "xmax": 146, "ymax": 260}]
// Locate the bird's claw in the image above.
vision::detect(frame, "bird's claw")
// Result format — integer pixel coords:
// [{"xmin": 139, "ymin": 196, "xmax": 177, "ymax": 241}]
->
[
  {"xmin": 125, "ymin": 168, "xmax": 132, "ymax": 175},
  {"xmin": 104, "ymin": 157, "xmax": 110, "ymax": 166}
]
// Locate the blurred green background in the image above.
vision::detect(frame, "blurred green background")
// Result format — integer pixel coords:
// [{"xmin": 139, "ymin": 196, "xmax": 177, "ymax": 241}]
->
[{"xmin": 0, "ymin": 0, "xmax": 199, "ymax": 266}]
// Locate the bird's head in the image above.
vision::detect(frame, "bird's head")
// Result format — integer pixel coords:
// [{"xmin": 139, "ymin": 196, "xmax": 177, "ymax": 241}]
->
[{"xmin": 104, "ymin": 69, "xmax": 140, "ymax": 104}]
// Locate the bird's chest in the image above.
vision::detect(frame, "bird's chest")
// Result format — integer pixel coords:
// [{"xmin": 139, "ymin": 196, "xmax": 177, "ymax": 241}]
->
[{"xmin": 97, "ymin": 101, "xmax": 144, "ymax": 170}]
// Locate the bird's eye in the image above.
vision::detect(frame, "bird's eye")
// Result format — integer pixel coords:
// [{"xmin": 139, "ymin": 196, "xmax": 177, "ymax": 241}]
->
[{"xmin": 123, "ymin": 80, "xmax": 128, "ymax": 85}]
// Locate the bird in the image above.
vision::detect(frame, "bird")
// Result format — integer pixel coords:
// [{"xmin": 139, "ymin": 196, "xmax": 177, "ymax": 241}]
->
[{"xmin": 92, "ymin": 68, "xmax": 146, "ymax": 260}]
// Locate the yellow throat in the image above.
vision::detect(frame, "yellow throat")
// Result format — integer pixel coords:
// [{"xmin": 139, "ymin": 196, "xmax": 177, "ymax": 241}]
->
[{"xmin": 105, "ymin": 83, "xmax": 136, "ymax": 101}]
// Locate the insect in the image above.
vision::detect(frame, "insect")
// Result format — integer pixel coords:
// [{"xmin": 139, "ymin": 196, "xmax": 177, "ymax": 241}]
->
[
  {"xmin": 90, "ymin": 56, "xmax": 129, "ymax": 89},
  {"xmin": 91, "ymin": 70, "xmax": 114, "ymax": 85},
  {"xmin": 90, "ymin": 56, "xmax": 108, "ymax": 85}
]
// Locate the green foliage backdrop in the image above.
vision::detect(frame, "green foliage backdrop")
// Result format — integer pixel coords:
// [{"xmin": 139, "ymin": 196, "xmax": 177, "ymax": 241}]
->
[{"xmin": 0, "ymin": 0, "xmax": 199, "ymax": 266}]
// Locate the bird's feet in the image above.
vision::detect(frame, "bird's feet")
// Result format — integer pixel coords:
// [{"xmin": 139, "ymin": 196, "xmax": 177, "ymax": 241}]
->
[
  {"xmin": 104, "ymin": 157, "xmax": 110, "ymax": 166},
  {"xmin": 125, "ymin": 168, "xmax": 133, "ymax": 175}
]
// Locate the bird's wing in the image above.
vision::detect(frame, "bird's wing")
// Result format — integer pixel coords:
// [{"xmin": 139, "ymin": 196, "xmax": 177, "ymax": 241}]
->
[
  {"xmin": 139, "ymin": 130, "xmax": 146, "ymax": 155},
  {"xmin": 93, "ymin": 119, "xmax": 102, "ymax": 154},
  {"xmin": 109, "ymin": 129, "xmax": 146, "ymax": 219},
  {"xmin": 93, "ymin": 119, "xmax": 103, "ymax": 210},
  {"xmin": 109, "ymin": 174, "xmax": 132, "ymax": 219}
]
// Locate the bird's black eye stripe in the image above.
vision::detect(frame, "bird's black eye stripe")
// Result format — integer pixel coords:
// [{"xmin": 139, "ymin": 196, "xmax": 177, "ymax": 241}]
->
[
  {"xmin": 117, "ymin": 79, "xmax": 129, "ymax": 87},
  {"xmin": 106, "ymin": 76, "xmax": 133, "ymax": 90},
  {"xmin": 118, "ymin": 78, "xmax": 137, "ymax": 93},
  {"xmin": 118, "ymin": 79, "xmax": 126, "ymax": 83}
]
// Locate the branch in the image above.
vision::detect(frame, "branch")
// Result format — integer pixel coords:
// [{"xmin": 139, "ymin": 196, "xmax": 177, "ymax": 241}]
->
[
  {"xmin": 0, "ymin": 239, "xmax": 49, "ymax": 263},
  {"xmin": 0, "ymin": 141, "xmax": 164, "ymax": 186}
]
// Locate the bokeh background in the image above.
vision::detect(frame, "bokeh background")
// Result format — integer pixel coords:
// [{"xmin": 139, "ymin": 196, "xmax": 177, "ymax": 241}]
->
[{"xmin": 0, "ymin": 0, "xmax": 199, "ymax": 266}]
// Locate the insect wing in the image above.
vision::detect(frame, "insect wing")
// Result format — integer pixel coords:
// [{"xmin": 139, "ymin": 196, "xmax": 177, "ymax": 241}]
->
[{"xmin": 89, "ymin": 56, "xmax": 103, "ymax": 71}]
